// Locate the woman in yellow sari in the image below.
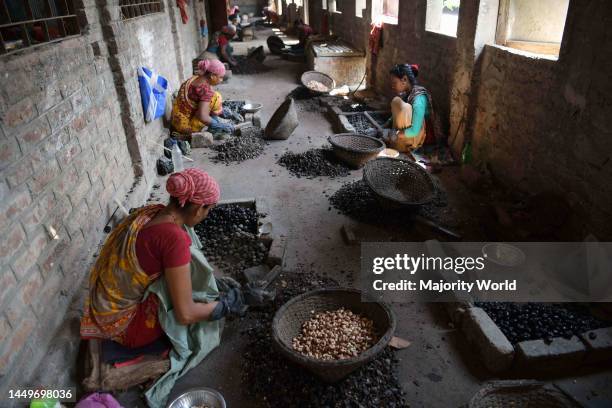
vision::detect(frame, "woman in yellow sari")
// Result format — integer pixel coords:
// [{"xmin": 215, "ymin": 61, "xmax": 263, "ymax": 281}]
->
[
  {"xmin": 80, "ymin": 169, "xmax": 244, "ymax": 347},
  {"xmin": 171, "ymin": 59, "xmax": 233, "ymax": 135}
]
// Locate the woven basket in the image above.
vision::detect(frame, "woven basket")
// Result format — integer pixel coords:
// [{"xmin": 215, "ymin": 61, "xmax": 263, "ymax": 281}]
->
[
  {"xmin": 363, "ymin": 157, "xmax": 437, "ymax": 207},
  {"xmin": 328, "ymin": 133, "xmax": 385, "ymax": 169},
  {"xmin": 469, "ymin": 381, "xmax": 580, "ymax": 408},
  {"xmin": 301, "ymin": 71, "xmax": 336, "ymax": 94},
  {"xmin": 272, "ymin": 288, "xmax": 396, "ymax": 383}
]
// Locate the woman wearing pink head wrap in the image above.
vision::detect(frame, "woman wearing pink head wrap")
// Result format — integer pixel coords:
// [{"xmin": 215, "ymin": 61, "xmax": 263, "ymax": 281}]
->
[
  {"xmin": 80, "ymin": 167, "xmax": 246, "ymax": 350},
  {"xmin": 170, "ymin": 59, "xmax": 229, "ymax": 134}
]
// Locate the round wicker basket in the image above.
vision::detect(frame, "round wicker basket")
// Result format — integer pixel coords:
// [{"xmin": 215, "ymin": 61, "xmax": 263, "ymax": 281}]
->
[
  {"xmin": 272, "ymin": 288, "xmax": 396, "ymax": 383},
  {"xmin": 301, "ymin": 70, "xmax": 336, "ymax": 94},
  {"xmin": 363, "ymin": 157, "xmax": 437, "ymax": 207},
  {"xmin": 469, "ymin": 381, "xmax": 580, "ymax": 408},
  {"xmin": 328, "ymin": 133, "xmax": 385, "ymax": 169}
]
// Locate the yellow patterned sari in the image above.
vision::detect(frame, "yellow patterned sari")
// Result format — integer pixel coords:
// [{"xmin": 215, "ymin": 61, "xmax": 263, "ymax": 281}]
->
[
  {"xmin": 80, "ymin": 205, "xmax": 164, "ymax": 341},
  {"xmin": 171, "ymin": 76, "xmax": 223, "ymax": 134}
]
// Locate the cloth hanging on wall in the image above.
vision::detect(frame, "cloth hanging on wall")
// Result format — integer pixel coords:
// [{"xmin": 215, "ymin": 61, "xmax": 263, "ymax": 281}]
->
[
  {"xmin": 177, "ymin": 0, "xmax": 189, "ymax": 24},
  {"xmin": 369, "ymin": 22, "xmax": 383, "ymax": 55}
]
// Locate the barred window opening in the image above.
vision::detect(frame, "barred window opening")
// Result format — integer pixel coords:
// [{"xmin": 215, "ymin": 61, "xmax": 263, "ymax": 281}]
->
[
  {"xmin": 120, "ymin": 0, "xmax": 163, "ymax": 20},
  {"xmin": 0, "ymin": 0, "xmax": 81, "ymax": 55}
]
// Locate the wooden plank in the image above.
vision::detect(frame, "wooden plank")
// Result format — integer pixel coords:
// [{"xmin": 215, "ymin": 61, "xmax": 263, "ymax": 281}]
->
[
  {"xmin": 495, "ymin": 0, "xmax": 509, "ymax": 46},
  {"xmin": 505, "ymin": 40, "xmax": 560, "ymax": 56}
]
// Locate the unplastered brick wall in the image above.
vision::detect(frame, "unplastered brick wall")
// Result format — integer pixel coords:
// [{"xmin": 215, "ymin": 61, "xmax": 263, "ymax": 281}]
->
[
  {"xmin": 309, "ymin": 0, "xmax": 612, "ymax": 236},
  {"xmin": 469, "ymin": 1, "xmax": 612, "ymax": 237},
  {"xmin": 0, "ymin": 25, "xmax": 134, "ymax": 401},
  {"xmin": 0, "ymin": 0, "xmax": 205, "ymax": 399}
]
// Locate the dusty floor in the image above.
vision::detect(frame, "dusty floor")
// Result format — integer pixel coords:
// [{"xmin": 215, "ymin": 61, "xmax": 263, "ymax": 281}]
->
[{"xmin": 117, "ymin": 28, "xmax": 612, "ymax": 407}]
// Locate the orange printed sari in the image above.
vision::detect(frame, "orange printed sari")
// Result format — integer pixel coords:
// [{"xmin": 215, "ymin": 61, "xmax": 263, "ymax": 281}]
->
[{"xmin": 80, "ymin": 205, "xmax": 165, "ymax": 343}]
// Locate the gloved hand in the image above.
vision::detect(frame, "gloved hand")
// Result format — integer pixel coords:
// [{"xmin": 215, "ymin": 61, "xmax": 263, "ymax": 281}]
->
[
  {"xmin": 209, "ymin": 116, "xmax": 235, "ymax": 134},
  {"xmin": 243, "ymin": 282, "xmax": 276, "ymax": 307},
  {"xmin": 210, "ymin": 288, "xmax": 247, "ymax": 321},
  {"xmin": 379, "ymin": 129, "xmax": 398, "ymax": 144},
  {"xmin": 215, "ymin": 276, "xmax": 242, "ymax": 293},
  {"xmin": 221, "ymin": 107, "xmax": 232, "ymax": 119},
  {"xmin": 231, "ymin": 111, "xmax": 245, "ymax": 123}
]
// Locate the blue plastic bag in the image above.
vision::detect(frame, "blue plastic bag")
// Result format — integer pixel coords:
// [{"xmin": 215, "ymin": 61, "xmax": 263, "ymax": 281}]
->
[{"xmin": 138, "ymin": 67, "xmax": 168, "ymax": 122}]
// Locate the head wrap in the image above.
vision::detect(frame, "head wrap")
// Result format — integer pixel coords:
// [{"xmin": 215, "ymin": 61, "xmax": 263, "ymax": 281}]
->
[
  {"xmin": 198, "ymin": 59, "xmax": 226, "ymax": 77},
  {"xmin": 166, "ymin": 168, "xmax": 220, "ymax": 207},
  {"xmin": 409, "ymin": 64, "xmax": 419, "ymax": 77}
]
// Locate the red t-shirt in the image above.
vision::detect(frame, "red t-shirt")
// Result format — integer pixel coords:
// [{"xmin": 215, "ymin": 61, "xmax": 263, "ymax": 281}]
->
[
  {"xmin": 135, "ymin": 223, "xmax": 192, "ymax": 276},
  {"xmin": 218, "ymin": 35, "xmax": 229, "ymax": 47}
]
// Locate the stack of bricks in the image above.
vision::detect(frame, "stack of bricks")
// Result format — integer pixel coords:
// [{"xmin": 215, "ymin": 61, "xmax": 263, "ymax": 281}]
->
[{"xmin": 0, "ymin": 0, "xmax": 206, "ymax": 399}]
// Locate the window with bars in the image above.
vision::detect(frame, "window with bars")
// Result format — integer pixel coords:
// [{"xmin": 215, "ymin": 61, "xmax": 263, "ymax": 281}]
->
[
  {"xmin": 120, "ymin": 0, "xmax": 163, "ymax": 20},
  {"xmin": 0, "ymin": 0, "xmax": 80, "ymax": 55}
]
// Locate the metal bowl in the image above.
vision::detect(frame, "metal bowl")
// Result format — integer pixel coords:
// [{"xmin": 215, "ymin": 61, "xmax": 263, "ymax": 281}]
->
[
  {"xmin": 378, "ymin": 148, "xmax": 399, "ymax": 158},
  {"xmin": 241, "ymin": 103, "xmax": 262, "ymax": 113},
  {"xmin": 482, "ymin": 243, "xmax": 526, "ymax": 267},
  {"xmin": 167, "ymin": 388, "xmax": 226, "ymax": 408}
]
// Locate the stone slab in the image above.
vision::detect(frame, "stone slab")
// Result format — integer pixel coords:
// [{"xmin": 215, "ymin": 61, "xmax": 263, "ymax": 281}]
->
[
  {"xmin": 266, "ymin": 235, "xmax": 287, "ymax": 267},
  {"xmin": 579, "ymin": 327, "xmax": 612, "ymax": 364},
  {"xmin": 191, "ymin": 132, "xmax": 213, "ymax": 148},
  {"xmin": 516, "ymin": 336, "xmax": 586, "ymax": 372},
  {"xmin": 462, "ymin": 307, "xmax": 515, "ymax": 373}
]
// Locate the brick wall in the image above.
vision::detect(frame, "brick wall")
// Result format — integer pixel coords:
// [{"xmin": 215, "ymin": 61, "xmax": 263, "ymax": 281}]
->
[
  {"xmin": 0, "ymin": 0, "xmax": 205, "ymax": 399},
  {"xmin": 469, "ymin": 1, "xmax": 612, "ymax": 237},
  {"xmin": 308, "ymin": 0, "xmax": 612, "ymax": 236}
]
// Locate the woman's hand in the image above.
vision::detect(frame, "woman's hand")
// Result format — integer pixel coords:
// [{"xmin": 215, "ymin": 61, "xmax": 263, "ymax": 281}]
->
[
  {"xmin": 210, "ymin": 288, "xmax": 247, "ymax": 320},
  {"xmin": 165, "ymin": 264, "xmax": 218, "ymax": 325}
]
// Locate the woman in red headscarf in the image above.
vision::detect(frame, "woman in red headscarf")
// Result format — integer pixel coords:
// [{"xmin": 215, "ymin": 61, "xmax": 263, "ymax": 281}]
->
[{"xmin": 81, "ymin": 169, "xmax": 244, "ymax": 348}]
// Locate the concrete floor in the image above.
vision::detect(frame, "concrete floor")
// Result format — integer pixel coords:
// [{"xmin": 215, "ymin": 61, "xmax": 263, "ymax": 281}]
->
[{"xmin": 119, "ymin": 28, "xmax": 612, "ymax": 407}]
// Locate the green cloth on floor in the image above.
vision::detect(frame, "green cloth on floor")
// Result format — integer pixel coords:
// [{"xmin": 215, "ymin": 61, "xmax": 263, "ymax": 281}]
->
[{"xmin": 144, "ymin": 227, "xmax": 221, "ymax": 408}]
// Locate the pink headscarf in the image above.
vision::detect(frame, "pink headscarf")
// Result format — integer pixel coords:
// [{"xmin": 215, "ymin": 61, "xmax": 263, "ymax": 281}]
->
[
  {"xmin": 166, "ymin": 168, "xmax": 220, "ymax": 207},
  {"xmin": 198, "ymin": 59, "xmax": 226, "ymax": 77}
]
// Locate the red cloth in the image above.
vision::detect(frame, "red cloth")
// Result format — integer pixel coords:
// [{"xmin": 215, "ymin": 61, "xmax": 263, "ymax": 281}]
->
[
  {"xmin": 187, "ymin": 81, "xmax": 214, "ymax": 103},
  {"xmin": 122, "ymin": 294, "xmax": 164, "ymax": 348},
  {"xmin": 218, "ymin": 35, "xmax": 229, "ymax": 47},
  {"xmin": 121, "ymin": 223, "xmax": 192, "ymax": 348},
  {"xmin": 177, "ymin": 0, "xmax": 189, "ymax": 24},
  {"xmin": 369, "ymin": 24, "xmax": 382, "ymax": 55},
  {"xmin": 166, "ymin": 168, "xmax": 221, "ymax": 207}
]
